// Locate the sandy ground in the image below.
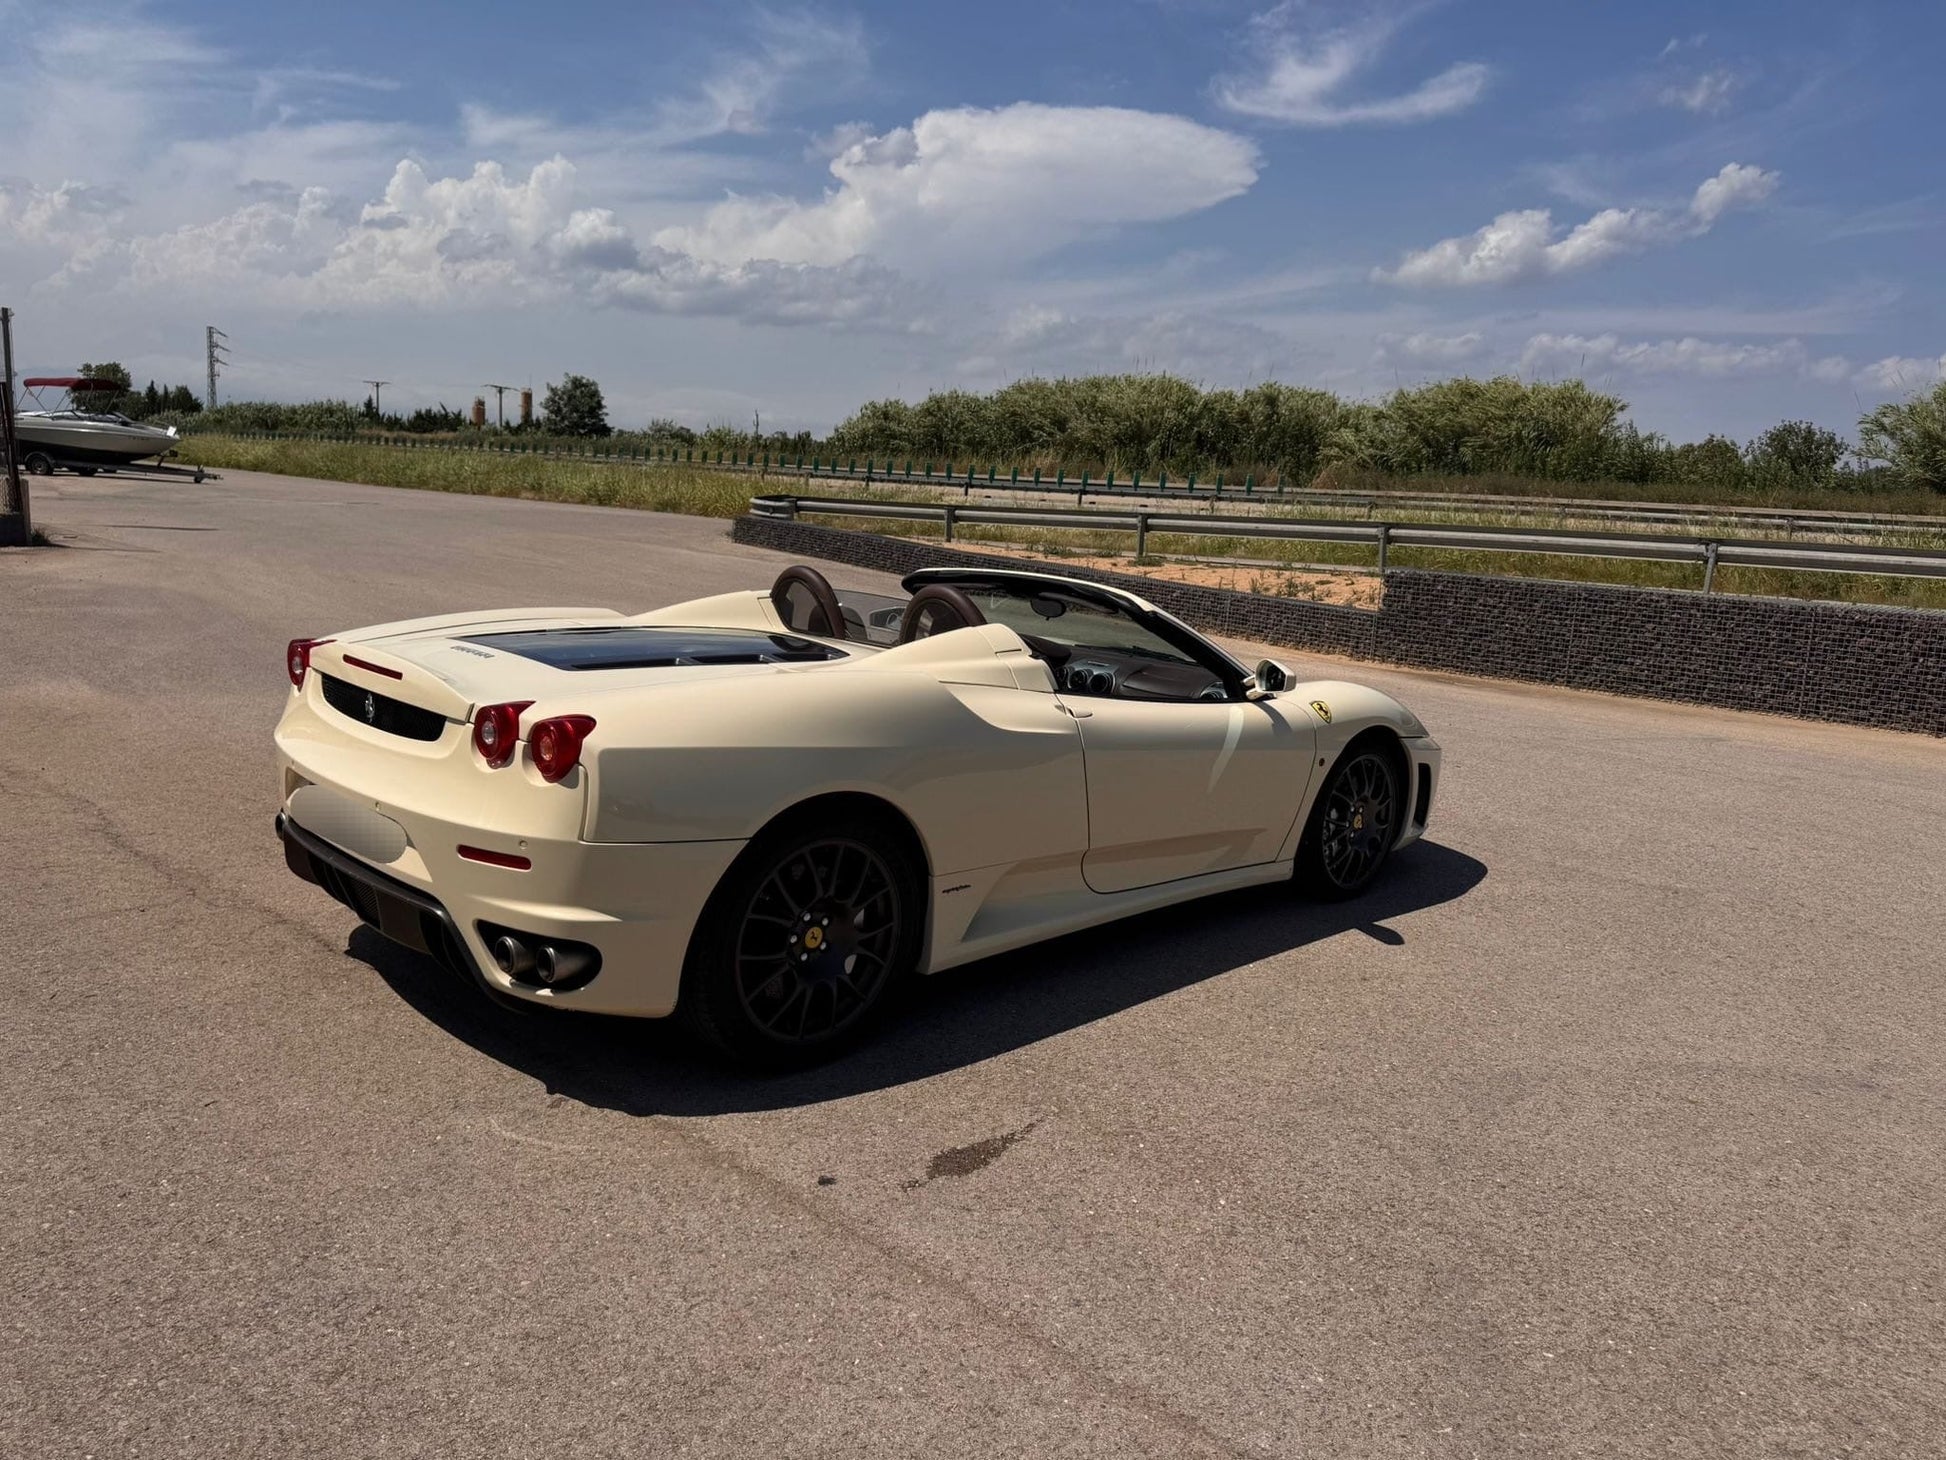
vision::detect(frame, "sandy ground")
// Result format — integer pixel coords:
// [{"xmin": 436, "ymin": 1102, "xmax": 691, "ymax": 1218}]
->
[{"xmin": 921, "ymin": 538, "xmax": 1386, "ymax": 608}]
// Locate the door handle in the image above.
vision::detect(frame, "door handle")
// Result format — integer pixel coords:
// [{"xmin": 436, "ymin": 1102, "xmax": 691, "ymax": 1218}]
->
[{"xmin": 1058, "ymin": 701, "xmax": 1093, "ymax": 719}]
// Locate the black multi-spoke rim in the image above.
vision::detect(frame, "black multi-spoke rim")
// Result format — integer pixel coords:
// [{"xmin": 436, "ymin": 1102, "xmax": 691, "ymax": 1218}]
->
[
  {"xmin": 1319, "ymin": 753, "xmax": 1398, "ymax": 889},
  {"xmin": 734, "ymin": 838, "xmax": 903, "ymax": 1045}
]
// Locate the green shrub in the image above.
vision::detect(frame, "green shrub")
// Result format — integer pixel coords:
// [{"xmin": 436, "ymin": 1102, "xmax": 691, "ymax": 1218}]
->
[{"xmin": 1858, "ymin": 382, "xmax": 1946, "ymax": 493}]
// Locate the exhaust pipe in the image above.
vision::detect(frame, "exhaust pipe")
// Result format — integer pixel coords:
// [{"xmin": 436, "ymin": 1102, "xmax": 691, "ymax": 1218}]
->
[
  {"xmin": 536, "ymin": 944, "xmax": 596, "ymax": 986},
  {"xmin": 490, "ymin": 934, "xmax": 536, "ymax": 978}
]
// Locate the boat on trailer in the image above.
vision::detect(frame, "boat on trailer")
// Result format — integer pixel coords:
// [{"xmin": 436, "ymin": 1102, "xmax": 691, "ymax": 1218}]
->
[{"xmin": 12, "ymin": 376, "xmax": 182, "ymax": 473}]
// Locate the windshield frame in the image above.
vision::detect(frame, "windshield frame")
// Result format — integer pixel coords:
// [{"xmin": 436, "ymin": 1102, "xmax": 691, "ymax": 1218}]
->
[{"xmin": 901, "ymin": 568, "xmax": 1254, "ymax": 697}]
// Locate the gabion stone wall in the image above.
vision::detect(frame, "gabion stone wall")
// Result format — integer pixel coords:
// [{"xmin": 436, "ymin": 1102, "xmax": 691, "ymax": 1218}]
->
[{"xmin": 729, "ymin": 515, "xmax": 1946, "ymax": 736}]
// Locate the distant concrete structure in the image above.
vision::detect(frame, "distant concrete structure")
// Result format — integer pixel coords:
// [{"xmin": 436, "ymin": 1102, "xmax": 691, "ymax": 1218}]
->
[
  {"xmin": 520, "ymin": 388, "xmax": 533, "ymax": 427},
  {"xmin": 471, "ymin": 397, "xmax": 486, "ymax": 428}
]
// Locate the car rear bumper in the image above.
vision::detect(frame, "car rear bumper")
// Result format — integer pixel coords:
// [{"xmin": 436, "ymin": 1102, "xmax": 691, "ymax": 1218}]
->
[
  {"xmin": 273, "ymin": 775, "xmax": 747, "ymax": 1018},
  {"xmin": 278, "ymin": 811, "xmax": 528, "ymax": 1008}
]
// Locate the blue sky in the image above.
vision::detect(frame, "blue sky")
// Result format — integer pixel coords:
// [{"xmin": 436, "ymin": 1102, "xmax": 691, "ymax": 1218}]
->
[{"xmin": 1, "ymin": 0, "xmax": 1940, "ymax": 442}]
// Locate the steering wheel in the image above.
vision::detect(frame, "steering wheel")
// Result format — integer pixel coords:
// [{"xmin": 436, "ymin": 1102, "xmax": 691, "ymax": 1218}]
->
[
  {"xmin": 897, "ymin": 584, "xmax": 986, "ymax": 643},
  {"xmin": 770, "ymin": 565, "xmax": 847, "ymax": 639}
]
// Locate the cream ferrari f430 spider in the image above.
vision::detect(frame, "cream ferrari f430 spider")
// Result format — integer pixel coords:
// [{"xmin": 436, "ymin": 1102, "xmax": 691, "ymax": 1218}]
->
[{"xmin": 275, "ymin": 565, "xmax": 1440, "ymax": 1065}]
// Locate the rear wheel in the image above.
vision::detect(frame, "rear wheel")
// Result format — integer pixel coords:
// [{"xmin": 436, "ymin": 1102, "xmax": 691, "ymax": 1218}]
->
[
  {"xmin": 1296, "ymin": 740, "xmax": 1404, "ymax": 900},
  {"xmin": 22, "ymin": 452, "xmax": 53, "ymax": 476},
  {"xmin": 679, "ymin": 814, "xmax": 922, "ymax": 1069}
]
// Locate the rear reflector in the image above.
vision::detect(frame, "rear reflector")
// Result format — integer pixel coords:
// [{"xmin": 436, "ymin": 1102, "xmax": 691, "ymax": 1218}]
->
[
  {"xmin": 342, "ymin": 653, "xmax": 404, "ymax": 681},
  {"xmin": 458, "ymin": 845, "xmax": 531, "ymax": 870}
]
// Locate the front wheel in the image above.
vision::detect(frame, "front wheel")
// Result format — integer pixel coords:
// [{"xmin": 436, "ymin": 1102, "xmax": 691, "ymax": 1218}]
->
[
  {"xmin": 679, "ymin": 816, "xmax": 921, "ymax": 1069},
  {"xmin": 1296, "ymin": 743, "xmax": 1404, "ymax": 900}
]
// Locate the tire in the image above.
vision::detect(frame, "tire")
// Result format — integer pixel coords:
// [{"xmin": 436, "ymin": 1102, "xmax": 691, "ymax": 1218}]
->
[
  {"xmin": 678, "ymin": 813, "xmax": 923, "ymax": 1069},
  {"xmin": 22, "ymin": 452, "xmax": 53, "ymax": 476},
  {"xmin": 1295, "ymin": 738, "xmax": 1405, "ymax": 900}
]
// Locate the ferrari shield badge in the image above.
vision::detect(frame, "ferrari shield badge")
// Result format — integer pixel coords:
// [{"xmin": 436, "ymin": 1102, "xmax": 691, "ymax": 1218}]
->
[
  {"xmin": 364, "ymin": 691, "xmax": 378, "ymax": 724},
  {"xmin": 1310, "ymin": 699, "xmax": 1332, "ymax": 723}
]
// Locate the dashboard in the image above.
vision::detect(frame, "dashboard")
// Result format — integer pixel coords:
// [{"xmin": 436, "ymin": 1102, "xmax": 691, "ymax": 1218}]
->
[{"xmin": 1024, "ymin": 635, "xmax": 1233, "ymax": 703}]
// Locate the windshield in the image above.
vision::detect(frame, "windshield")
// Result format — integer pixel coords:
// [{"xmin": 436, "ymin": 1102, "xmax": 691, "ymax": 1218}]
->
[{"xmin": 956, "ymin": 582, "xmax": 1203, "ymax": 668}]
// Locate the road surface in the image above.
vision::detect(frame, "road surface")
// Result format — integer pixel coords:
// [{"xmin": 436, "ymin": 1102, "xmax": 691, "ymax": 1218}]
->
[{"xmin": 5, "ymin": 469, "xmax": 1943, "ymax": 1457}]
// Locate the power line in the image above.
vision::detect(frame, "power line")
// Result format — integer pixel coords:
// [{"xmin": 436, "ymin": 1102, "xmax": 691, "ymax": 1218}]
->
[
  {"xmin": 483, "ymin": 383, "xmax": 514, "ymax": 429},
  {"xmin": 362, "ymin": 379, "xmax": 391, "ymax": 417}
]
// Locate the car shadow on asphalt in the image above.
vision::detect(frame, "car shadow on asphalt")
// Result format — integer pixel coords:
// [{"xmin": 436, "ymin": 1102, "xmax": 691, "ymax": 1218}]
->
[{"xmin": 350, "ymin": 839, "xmax": 1486, "ymax": 1115}]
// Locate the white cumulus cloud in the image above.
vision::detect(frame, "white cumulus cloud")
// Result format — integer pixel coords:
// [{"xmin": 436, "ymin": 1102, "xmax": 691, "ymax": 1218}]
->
[
  {"xmin": 656, "ymin": 103, "xmax": 1259, "ymax": 272},
  {"xmin": 51, "ymin": 156, "xmax": 920, "ymax": 327},
  {"xmin": 1854, "ymin": 355, "xmax": 1946, "ymax": 392},
  {"xmin": 1214, "ymin": 3, "xmax": 1487, "ymax": 126},
  {"xmin": 1375, "ymin": 163, "xmax": 1780, "ymax": 287}
]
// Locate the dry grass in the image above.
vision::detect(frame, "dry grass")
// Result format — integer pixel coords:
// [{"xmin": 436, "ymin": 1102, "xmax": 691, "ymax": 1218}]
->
[{"xmin": 182, "ymin": 436, "xmax": 1946, "ymax": 610}]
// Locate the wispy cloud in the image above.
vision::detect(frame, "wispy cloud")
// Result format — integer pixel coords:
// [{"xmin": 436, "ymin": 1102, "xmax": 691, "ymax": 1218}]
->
[
  {"xmin": 1659, "ymin": 68, "xmax": 1740, "ymax": 116},
  {"xmin": 1520, "ymin": 331, "xmax": 1849, "ymax": 382},
  {"xmin": 1213, "ymin": 3, "xmax": 1487, "ymax": 127},
  {"xmin": 1375, "ymin": 163, "xmax": 1780, "ymax": 287},
  {"xmin": 649, "ymin": 8, "xmax": 868, "ymax": 144},
  {"xmin": 1375, "ymin": 330, "xmax": 1486, "ymax": 367}
]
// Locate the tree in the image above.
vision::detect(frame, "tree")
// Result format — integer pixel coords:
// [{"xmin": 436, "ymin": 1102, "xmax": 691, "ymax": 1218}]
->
[
  {"xmin": 542, "ymin": 373, "xmax": 611, "ymax": 437},
  {"xmin": 1745, "ymin": 419, "xmax": 1847, "ymax": 489},
  {"xmin": 1857, "ymin": 381, "xmax": 1946, "ymax": 493},
  {"xmin": 76, "ymin": 360, "xmax": 133, "ymax": 392}
]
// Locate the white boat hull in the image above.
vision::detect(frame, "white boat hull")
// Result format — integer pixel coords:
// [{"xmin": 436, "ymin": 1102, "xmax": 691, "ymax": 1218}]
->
[{"xmin": 14, "ymin": 412, "xmax": 180, "ymax": 467}]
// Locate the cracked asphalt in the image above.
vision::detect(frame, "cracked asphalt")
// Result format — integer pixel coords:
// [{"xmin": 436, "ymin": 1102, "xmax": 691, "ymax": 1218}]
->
[{"xmin": 5, "ymin": 469, "xmax": 1944, "ymax": 1458}]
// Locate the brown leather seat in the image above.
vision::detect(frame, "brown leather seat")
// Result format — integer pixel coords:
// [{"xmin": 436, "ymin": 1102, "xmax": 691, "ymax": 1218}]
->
[
  {"xmin": 896, "ymin": 583, "xmax": 986, "ymax": 643},
  {"xmin": 770, "ymin": 565, "xmax": 847, "ymax": 639}
]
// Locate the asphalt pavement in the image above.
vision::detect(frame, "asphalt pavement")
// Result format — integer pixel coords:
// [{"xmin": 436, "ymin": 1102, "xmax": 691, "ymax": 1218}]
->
[{"xmin": 5, "ymin": 468, "xmax": 1944, "ymax": 1458}]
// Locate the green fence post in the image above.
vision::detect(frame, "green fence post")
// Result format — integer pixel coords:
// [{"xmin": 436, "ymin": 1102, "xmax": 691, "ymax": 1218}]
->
[
  {"xmin": 1032, "ymin": 467, "xmax": 1041, "ymax": 485},
  {"xmin": 1056, "ymin": 468, "xmax": 1065, "ymax": 488},
  {"xmin": 1010, "ymin": 466, "xmax": 1018, "ymax": 484},
  {"xmin": 1159, "ymin": 471, "xmax": 1168, "ymax": 493},
  {"xmin": 1104, "ymin": 468, "xmax": 1114, "ymax": 489},
  {"xmin": 1187, "ymin": 472, "xmax": 1197, "ymax": 493},
  {"xmin": 1244, "ymin": 474, "xmax": 1255, "ymax": 495},
  {"xmin": 987, "ymin": 464, "xmax": 996, "ymax": 483},
  {"xmin": 1132, "ymin": 471, "xmax": 1141, "ymax": 491}
]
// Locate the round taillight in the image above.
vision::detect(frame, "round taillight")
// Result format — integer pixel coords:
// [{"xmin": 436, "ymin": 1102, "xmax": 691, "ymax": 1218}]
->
[
  {"xmin": 287, "ymin": 637, "xmax": 332, "ymax": 688},
  {"xmin": 472, "ymin": 701, "xmax": 532, "ymax": 767},
  {"xmin": 529, "ymin": 715, "xmax": 596, "ymax": 783}
]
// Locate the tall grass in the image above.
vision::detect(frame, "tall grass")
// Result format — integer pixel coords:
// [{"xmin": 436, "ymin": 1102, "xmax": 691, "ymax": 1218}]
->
[
  {"xmin": 178, "ymin": 436, "xmax": 752, "ymax": 518},
  {"xmin": 178, "ymin": 434, "xmax": 1946, "ymax": 610}
]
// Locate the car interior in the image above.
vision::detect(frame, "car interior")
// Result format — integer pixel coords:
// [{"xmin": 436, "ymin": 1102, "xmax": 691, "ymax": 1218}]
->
[{"xmin": 768, "ymin": 564, "xmax": 1238, "ymax": 703}]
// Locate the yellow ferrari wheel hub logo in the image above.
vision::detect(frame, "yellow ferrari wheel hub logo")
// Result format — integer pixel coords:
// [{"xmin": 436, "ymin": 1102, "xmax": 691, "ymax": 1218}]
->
[
  {"xmin": 803, "ymin": 926, "xmax": 825, "ymax": 950},
  {"xmin": 1353, "ymin": 812, "xmax": 1364, "ymax": 830},
  {"xmin": 1310, "ymin": 700, "xmax": 1332, "ymax": 723}
]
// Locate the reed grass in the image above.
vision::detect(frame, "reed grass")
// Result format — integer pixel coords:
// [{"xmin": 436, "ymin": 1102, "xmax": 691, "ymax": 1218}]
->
[{"xmin": 181, "ymin": 436, "xmax": 1946, "ymax": 610}]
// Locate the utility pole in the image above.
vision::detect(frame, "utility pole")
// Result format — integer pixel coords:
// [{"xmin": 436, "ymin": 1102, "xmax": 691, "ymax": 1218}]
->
[
  {"xmin": 2, "ymin": 307, "xmax": 29, "ymax": 546},
  {"xmin": 205, "ymin": 326, "xmax": 228, "ymax": 410},
  {"xmin": 363, "ymin": 379, "xmax": 391, "ymax": 419},
  {"xmin": 484, "ymin": 383, "xmax": 513, "ymax": 429}
]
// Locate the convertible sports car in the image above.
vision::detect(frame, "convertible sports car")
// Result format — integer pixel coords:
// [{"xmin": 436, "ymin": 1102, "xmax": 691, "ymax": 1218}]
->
[{"xmin": 275, "ymin": 564, "xmax": 1441, "ymax": 1065}]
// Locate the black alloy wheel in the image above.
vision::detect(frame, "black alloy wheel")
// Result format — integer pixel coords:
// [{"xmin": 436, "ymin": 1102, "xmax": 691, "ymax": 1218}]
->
[
  {"xmin": 681, "ymin": 818, "xmax": 920, "ymax": 1067},
  {"xmin": 1297, "ymin": 745, "xmax": 1403, "ymax": 899}
]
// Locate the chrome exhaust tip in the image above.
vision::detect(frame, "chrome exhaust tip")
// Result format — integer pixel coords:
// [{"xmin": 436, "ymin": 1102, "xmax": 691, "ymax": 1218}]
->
[
  {"xmin": 490, "ymin": 934, "xmax": 535, "ymax": 978},
  {"xmin": 535, "ymin": 944, "xmax": 595, "ymax": 986}
]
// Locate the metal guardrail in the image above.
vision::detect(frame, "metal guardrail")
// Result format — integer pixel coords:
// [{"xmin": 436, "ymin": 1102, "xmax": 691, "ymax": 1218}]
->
[
  {"xmin": 214, "ymin": 431, "xmax": 1946, "ymax": 543},
  {"xmin": 748, "ymin": 494, "xmax": 1946, "ymax": 589}
]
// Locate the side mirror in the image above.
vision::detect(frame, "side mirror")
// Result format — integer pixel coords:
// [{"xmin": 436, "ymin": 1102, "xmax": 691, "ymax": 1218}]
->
[{"xmin": 1254, "ymin": 658, "xmax": 1293, "ymax": 693}]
